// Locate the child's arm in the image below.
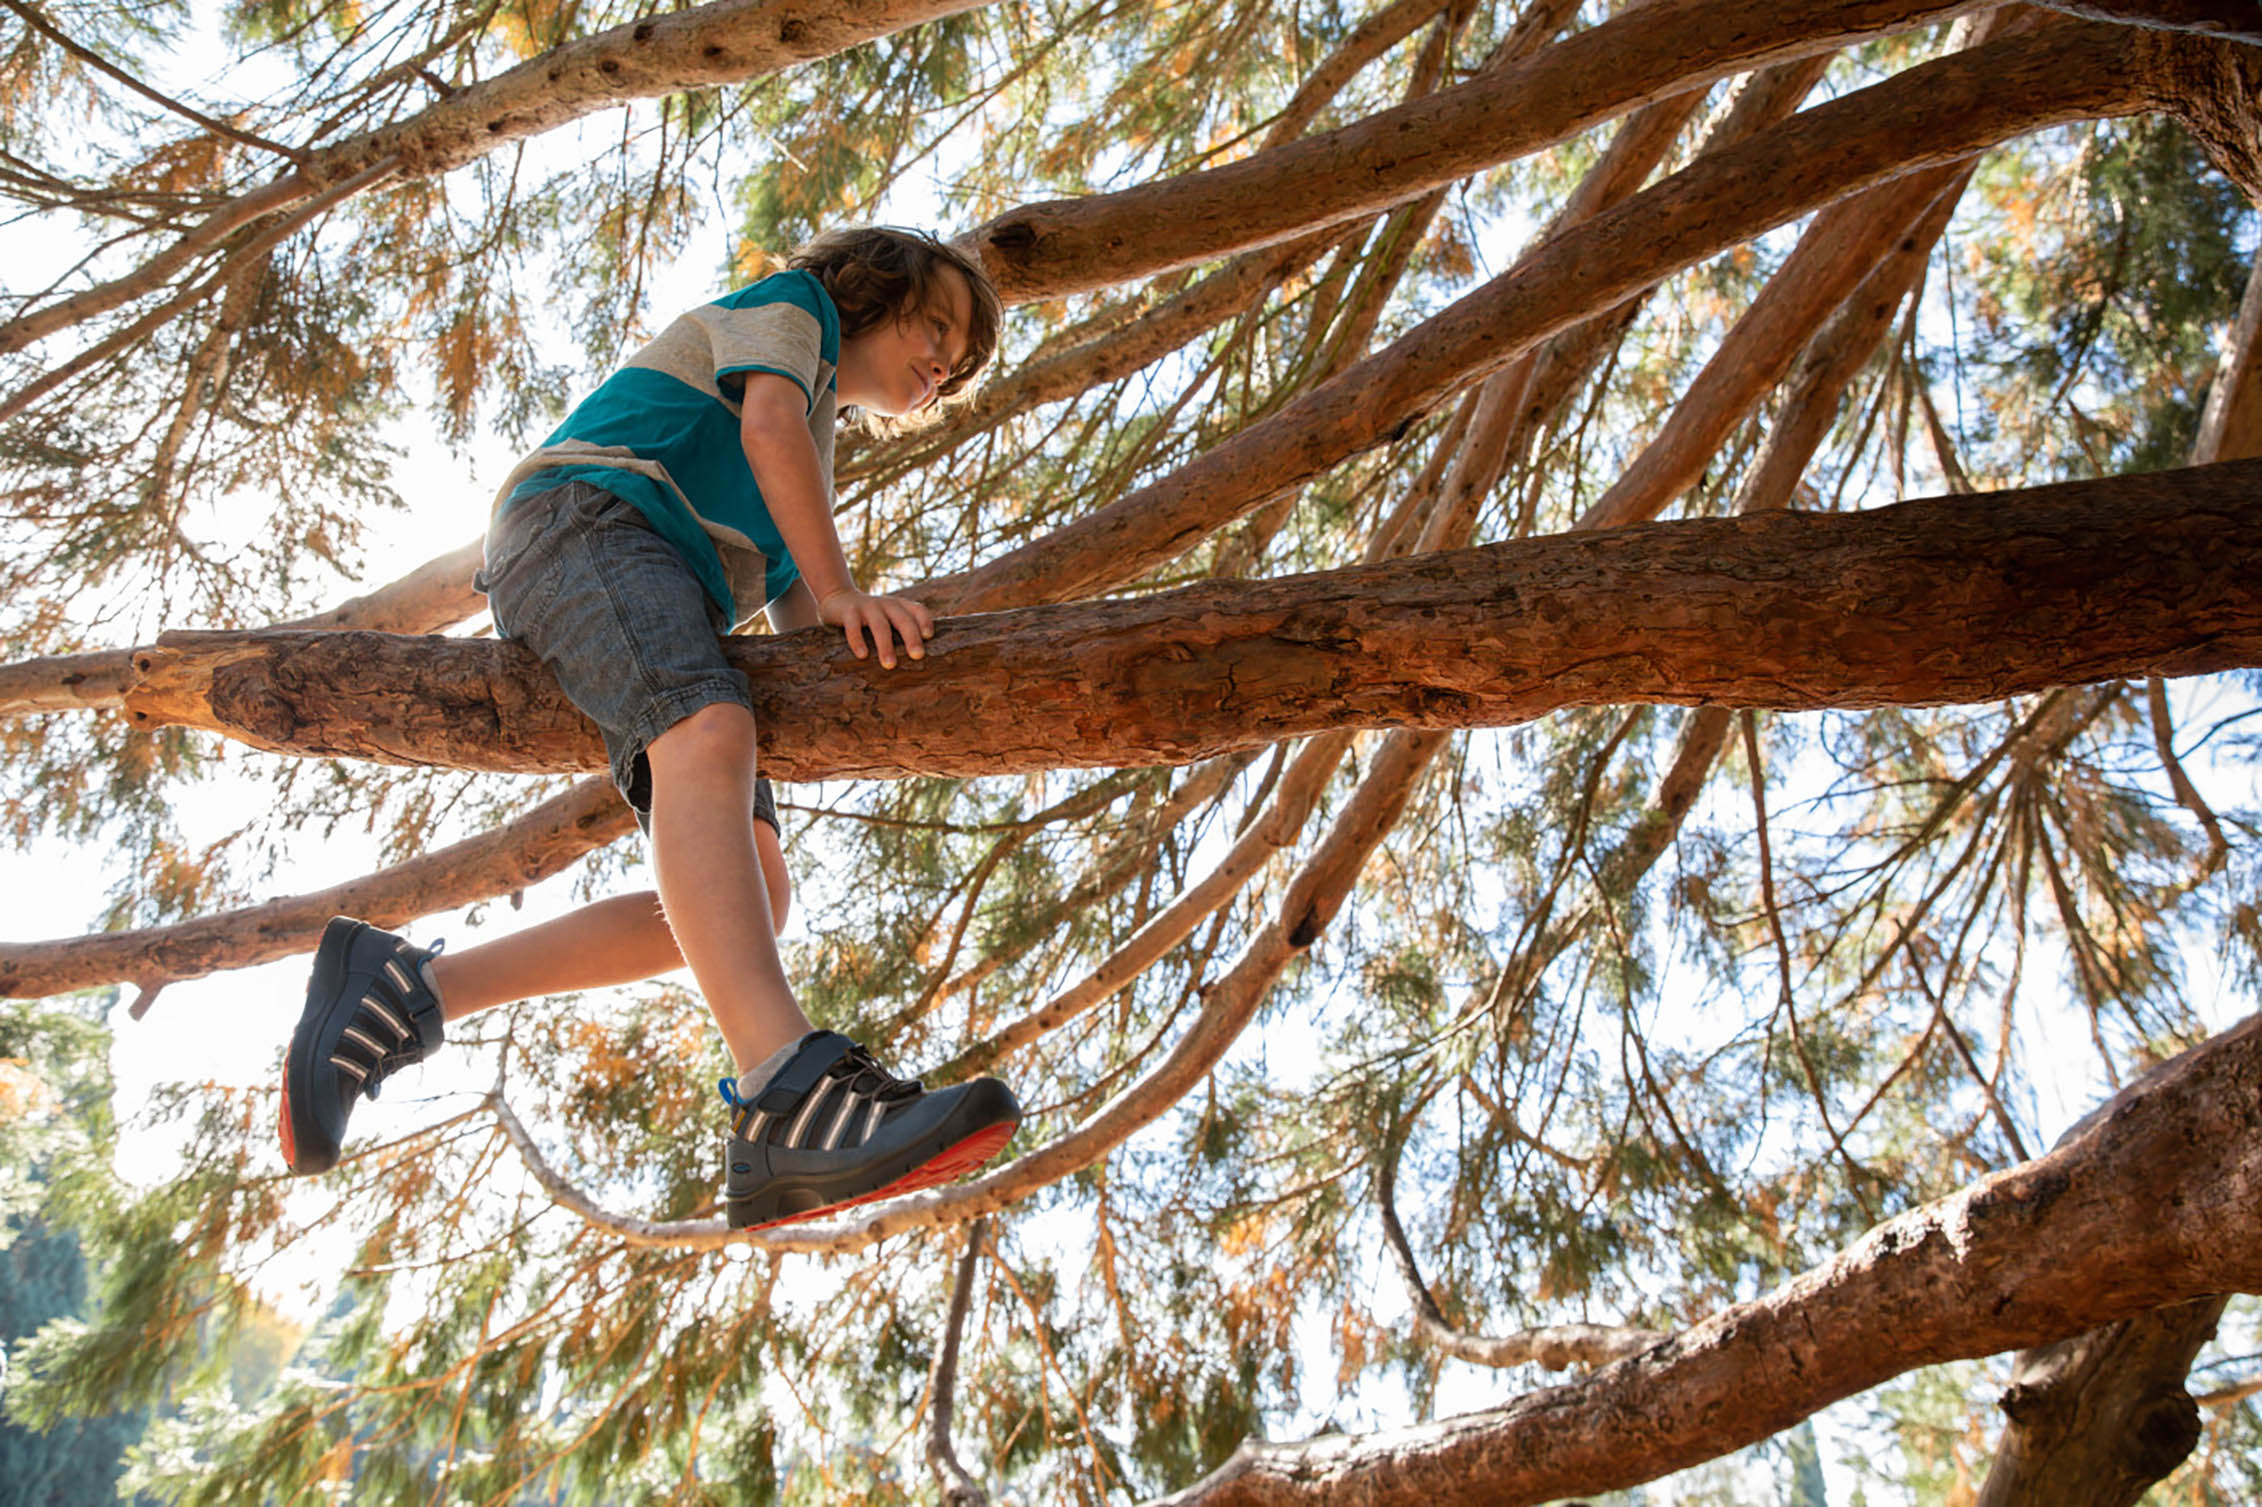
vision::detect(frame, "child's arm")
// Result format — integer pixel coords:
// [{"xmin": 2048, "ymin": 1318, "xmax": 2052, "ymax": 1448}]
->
[
  {"xmin": 766, "ymin": 578, "xmax": 822, "ymax": 634},
  {"xmin": 739, "ymin": 373, "xmax": 932, "ymax": 668}
]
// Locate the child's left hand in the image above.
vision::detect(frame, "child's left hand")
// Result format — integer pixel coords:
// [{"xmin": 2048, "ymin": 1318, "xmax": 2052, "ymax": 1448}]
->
[{"xmin": 818, "ymin": 586, "xmax": 934, "ymax": 669}]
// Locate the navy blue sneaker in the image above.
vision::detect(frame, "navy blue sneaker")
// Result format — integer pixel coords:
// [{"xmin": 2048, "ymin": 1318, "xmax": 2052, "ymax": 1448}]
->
[
  {"xmin": 720, "ymin": 1031, "xmax": 1019, "ymax": 1230},
  {"xmin": 280, "ymin": 917, "xmax": 446, "ymax": 1175}
]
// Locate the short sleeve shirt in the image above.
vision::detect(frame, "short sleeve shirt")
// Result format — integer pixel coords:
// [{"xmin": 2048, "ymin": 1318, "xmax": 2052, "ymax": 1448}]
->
[{"xmin": 492, "ymin": 270, "xmax": 841, "ymax": 625}]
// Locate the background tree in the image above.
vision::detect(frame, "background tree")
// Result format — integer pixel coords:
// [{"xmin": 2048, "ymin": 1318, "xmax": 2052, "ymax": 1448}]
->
[{"xmin": 1, "ymin": 0, "xmax": 2259, "ymax": 1502}]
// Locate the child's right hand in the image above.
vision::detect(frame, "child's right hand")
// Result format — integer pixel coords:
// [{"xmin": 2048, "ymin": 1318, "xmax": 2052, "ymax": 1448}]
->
[{"xmin": 818, "ymin": 586, "xmax": 934, "ymax": 669}]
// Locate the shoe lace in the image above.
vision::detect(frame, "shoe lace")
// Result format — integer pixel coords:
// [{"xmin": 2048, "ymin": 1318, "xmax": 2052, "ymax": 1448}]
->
[{"xmin": 836, "ymin": 1044, "xmax": 922, "ymax": 1102}]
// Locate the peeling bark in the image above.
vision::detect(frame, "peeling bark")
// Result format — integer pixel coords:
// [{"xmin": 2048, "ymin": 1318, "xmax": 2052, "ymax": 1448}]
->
[
  {"xmin": 1149, "ymin": 1009, "xmax": 2262, "ymax": 1507},
  {"xmin": 113, "ymin": 462, "xmax": 2262, "ymax": 780}
]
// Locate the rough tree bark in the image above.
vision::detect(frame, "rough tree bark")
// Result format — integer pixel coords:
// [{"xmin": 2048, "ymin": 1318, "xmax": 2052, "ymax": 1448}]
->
[
  {"xmin": 1147, "ymin": 1007, "xmax": 2262, "ymax": 1507},
  {"xmin": 1974, "ymin": 1298, "xmax": 2230, "ymax": 1507},
  {"xmin": 1968, "ymin": 241, "xmax": 2262, "ymax": 1507},
  {"xmin": 113, "ymin": 462, "xmax": 2262, "ymax": 780}
]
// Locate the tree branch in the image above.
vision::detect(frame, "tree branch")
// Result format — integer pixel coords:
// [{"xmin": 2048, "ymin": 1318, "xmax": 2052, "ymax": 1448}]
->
[
  {"xmin": 0, "ymin": 778, "xmax": 629, "ymax": 1002},
  {"xmin": 964, "ymin": 0, "xmax": 1981, "ymax": 301},
  {"xmin": 925, "ymin": 1217, "xmax": 993, "ymax": 1507},
  {"xmin": 928, "ymin": 16, "xmax": 2170, "ymax": 614},
  {"xmin": 1149, "ymin": 1008, "xmax": 2262, "ymax": 1506},
  {"xmin": 112, "ymin": 463, "xmax": 2262, "ymax": 779},
  {"xmin": 0, "ymin": 0, "xmax": 1008, "ymax": 357},
  {"xmin": 1, "ymin": 537, "xmax": 485, "ymax": 721}
]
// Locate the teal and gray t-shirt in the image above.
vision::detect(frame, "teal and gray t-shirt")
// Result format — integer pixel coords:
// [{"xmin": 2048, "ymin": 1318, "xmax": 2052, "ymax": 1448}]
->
[{"xmin": 491, "ymin": 269, "xmax": 840, "ymax": 625}]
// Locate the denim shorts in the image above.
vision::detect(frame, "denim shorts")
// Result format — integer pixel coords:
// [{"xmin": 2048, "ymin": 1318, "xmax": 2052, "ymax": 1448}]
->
[{"xmin": 477, "ymin": 479, "xmax": 777, "ymax": 832}]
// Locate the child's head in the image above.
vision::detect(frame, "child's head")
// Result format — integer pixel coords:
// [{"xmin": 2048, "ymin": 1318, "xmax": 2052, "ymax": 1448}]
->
[{"xmin": 790, "ymin": 227, "xmax": 1001, "ymax": 416}]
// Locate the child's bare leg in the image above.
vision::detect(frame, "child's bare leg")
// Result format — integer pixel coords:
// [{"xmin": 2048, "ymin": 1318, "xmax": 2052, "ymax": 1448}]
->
[
  {"xmin": 425, "ymin": 822, "xmax": 791, "ymax": 1023},
  {"xmin": 427, "ymin": 892, "xmax": 676, "ymax": 1020},
  {"xmin": 641, "ymin": 701, "xmax": 813, "ymax": 1073}
]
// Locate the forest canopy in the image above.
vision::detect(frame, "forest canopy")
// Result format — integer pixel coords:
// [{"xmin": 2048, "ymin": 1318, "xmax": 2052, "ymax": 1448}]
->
[{"xmin": 1, "ymin": 0, "xmax": 2260, "ymax": 1502}]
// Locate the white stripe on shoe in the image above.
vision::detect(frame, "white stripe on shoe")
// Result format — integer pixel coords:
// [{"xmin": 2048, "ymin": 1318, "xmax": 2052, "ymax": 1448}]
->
[
  {"xmin": 785, "ymin": 1082, "xmax": 839, "ymax": 1148},
  {"xmin": 341, "ymin": 1025, "xmax": 384, "ymax": 1057},
  {"xmin": 821, "ymin": 1090, "xmax": 869, "ymax": 1151},
  {"xmin": 362, "ymin": 993, "xmax": 411, "ymax": 1039}
]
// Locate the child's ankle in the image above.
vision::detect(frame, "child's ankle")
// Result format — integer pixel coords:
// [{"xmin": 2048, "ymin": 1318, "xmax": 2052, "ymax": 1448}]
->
[{"xmin": 736, "ymin": 1037, "xmax": 804, "ymax": 1100}]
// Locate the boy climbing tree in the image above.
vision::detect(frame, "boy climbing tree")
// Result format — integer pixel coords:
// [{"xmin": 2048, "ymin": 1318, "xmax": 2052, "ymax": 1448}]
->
[{"xmin": 279, "ymin": 227, "xmax": 1023, "ymax": 1232}]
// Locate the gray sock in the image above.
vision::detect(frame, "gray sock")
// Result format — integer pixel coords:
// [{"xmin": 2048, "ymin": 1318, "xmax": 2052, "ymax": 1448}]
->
[
  {"xmin": 416, "ymin": 957, "xmax": 446, "ymax": 1010},
  {"xmin": 737, "ymin": 1038, "xmax": 804, "ymax": 1103}
]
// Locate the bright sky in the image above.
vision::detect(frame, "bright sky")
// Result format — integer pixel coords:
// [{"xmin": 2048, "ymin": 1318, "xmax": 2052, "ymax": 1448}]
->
[{"xmin": 6, "ymin": 10, "xmax": 2260, "ymax": 1499}]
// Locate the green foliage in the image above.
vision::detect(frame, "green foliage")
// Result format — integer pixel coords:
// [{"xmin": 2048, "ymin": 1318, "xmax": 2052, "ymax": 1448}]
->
[{"xmin": 1, "ymin": 1, "xmax": 2259, "ymax": 1502}]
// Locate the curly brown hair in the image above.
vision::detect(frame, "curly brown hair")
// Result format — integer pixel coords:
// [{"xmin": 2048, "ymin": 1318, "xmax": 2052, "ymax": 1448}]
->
[{"xmin": 788, "ymin": 227, "xmax": 1002, "ymax": 404}]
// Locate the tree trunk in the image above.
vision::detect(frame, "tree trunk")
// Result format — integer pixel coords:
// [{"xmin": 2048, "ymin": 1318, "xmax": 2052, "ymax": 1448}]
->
[
  {"xmin": 115, "ymin": 461, "xmax": 2262, "ymax": 779},
  {"xmin": 1974, "ymin": 1299, "xmax": 2229, "ymax": 1507}
]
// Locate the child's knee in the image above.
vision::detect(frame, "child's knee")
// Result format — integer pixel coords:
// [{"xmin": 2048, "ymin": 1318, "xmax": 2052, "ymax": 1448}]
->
[{"xmin": 646, "ymin": 700, "xmax": 757, "ymax": 774}]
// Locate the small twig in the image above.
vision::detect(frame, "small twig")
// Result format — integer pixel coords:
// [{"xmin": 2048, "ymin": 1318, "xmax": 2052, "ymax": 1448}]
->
[
  {"xmin": 1378, "ymin": 1115, "xmax": 1657, "ymax": 1371},
  {"xmin": 1907, "ymin": 943, "xmax": 2032, "ymax": 1162},
  {"xmin": 0, "ymin": 0, "xmax": 305, "ymax": 162},
  {"xmin": 2145, "ymin": 676, "xmax": 2229, "ymax": 891},
  {"xmin": 1743, "ymin": 711, "xmax": 1880, "ymax": 1221},
  {"xmin": 925, "ymin": 1217, "xmax": 992, "ymax": 1507}
]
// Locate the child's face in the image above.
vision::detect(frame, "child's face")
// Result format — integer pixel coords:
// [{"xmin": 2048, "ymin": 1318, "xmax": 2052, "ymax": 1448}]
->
[{"xmin": 836, "ymin": 265, "xmax": 977, "ymax": 418}]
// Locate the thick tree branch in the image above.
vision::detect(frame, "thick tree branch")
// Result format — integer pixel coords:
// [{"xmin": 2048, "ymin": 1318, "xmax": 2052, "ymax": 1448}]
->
[
  {"xmin": 927, "ymin": 17, "xmax": 2176, "ymax": 614},
  {"xmin": 1149, "ymin": 1008, "xmax": 2262, "ymax": 1507},
  {"xmin": 0, "ymin": 778, "xmax": 629, "ymax": 1002},
  {"xmin": 964, "ymin": 0, "xmax": 1982, "ymax": 301},
  {"xmin": 113, "ymin": 463, "xmax": 2262, "ymax": 780}
]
